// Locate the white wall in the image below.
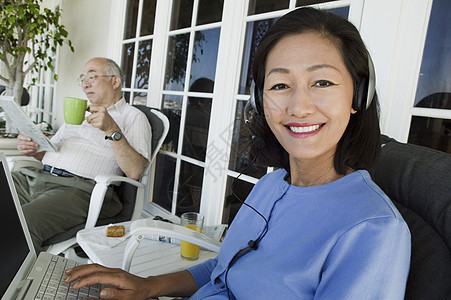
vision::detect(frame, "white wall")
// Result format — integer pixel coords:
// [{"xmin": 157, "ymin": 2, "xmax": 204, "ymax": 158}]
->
[
  {"xmin": 51, "ymin": 0, "xmax": 120, "ymax": 127},
  {"xmin": 360, "ymin": 0, "xmax": 432, "ymax": 141}
]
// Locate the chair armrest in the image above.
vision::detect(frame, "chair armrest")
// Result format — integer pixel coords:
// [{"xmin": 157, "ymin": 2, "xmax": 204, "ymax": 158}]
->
[
  {"xmin": 93, "ymin": 174, "xmax": 146, "ymax": 188},
  {"xmin": 122, "ymin": 219, "xmax": 221, "ymax": 271},
  {"xmin": 85, "ymin": 175, "xmax": 145, "ymax": 229}
]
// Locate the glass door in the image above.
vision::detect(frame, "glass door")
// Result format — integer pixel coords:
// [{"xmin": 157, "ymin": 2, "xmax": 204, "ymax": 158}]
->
[
  {"xmin": 152, "ymin": 0, "xmax": 224, "ymax": 217},
  {"xmin": 121, "ymin": 0, "xmax": 158, "ymax": 105}
]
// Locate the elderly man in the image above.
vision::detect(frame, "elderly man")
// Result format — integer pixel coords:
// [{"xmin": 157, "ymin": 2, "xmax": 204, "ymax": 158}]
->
[{"xmin": 13, "ymin": 57, "xmax": 152, "ymax": 253}]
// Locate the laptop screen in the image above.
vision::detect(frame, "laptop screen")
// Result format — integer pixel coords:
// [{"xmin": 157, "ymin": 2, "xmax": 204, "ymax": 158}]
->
[{"xmin": 0, "ymin": 161, "xmax": 30, "ymax": 296}]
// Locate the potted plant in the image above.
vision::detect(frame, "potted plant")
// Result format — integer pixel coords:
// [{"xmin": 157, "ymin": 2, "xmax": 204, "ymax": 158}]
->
[{"xmin": 0, "ymin": 0, "xmax": 73, "ymax": 133}]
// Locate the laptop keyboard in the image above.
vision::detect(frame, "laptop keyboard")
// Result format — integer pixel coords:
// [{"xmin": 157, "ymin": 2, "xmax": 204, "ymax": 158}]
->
[{"xmin": 35, "ymin": 255, "xmax": 102, "ymax": 300}]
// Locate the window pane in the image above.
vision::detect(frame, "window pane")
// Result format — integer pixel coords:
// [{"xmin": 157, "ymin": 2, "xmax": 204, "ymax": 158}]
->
[
  {"xmin": 124, "ymin": 0, "xmax": 139, "ymax": 39},
  {"xmin": 39, "ymin": 87, "xmax": 44, "ymax": 108},
  {"xmin": 49, "ymin": 68, "xmax": 55, "ymax": 85},
  {"xmin": 135, "ymin": 39, "xmax": 152, "ymax": 89},
  {"xmin": 197, "ymin": 0, "xmax": 224, "ymax": 25},
  {"xmin": 415, "ymin": 92, "xmax": 451, "ymax": 110},
  {"xmin": 189, "ymin": 76, "xmax": 215, "ymax": 93},
  {"xmin": 408, "ymin": 116, "xmax": 451, "ymax": 153},
  {"xmin": 182, "ymin": 96, "xmax": 212, "ymax": 161},
  {"xmin": 140, "ymin": 0, "xmax": 157, "ymax": 36},
  {"xmin": 222, "ymin": 176, "xmax": 254, "ymax": 224},
  {"xmin": 296, "ymin": 0, "xmax": 337, "ymax": 7},
  {"xmin": 162, "ymin": 94, "xmax": 183, "ymax": 153},
  {"xmin": 189, "ymin": 28, "xmax": 221, "ymax": 91},
  {"xmin": 176, "ymin": 162, "xmax": 204, "ymax": 215},
  {"xmin": 152, "ymin": 154, "xmax": 176, "ymax": 212},
  {"xmin": 327, "ymin": 6, "xmax": 349, "ymax": 19},
  {"xmin": 164, "ymin": 33, "xmax": 190, "ymax": 91},
  {"xmin": 414, "ymin": 0, "xmax": 451, "ymax": 109},
  {"xmin": 248, "ymin": 0, "xmax": 289, "ymax": 16},
  {"xmin": 121, "ymin": 43, "xmax": 135, "ymax": 88},
  {"xmin": 123, "ymin": 91, "xmax": 131, "ymax": 103},
  {"xmin": 229, "ymin": 100, "xmax": 268, "ymax": 177},
  {"xmin": 170, "ymin": 0, "xmax": 194, "ymax": 30},
  {"xmin": 47, "ymin": 87, "xmax": 54, "ymax": 124},
  {"xmin": 132, "ymin": 91, "xmax": 147, "ymax": 105},
  {"xmin": 238, "ymin": 18, "xmax": 278, "ymax": 94}
]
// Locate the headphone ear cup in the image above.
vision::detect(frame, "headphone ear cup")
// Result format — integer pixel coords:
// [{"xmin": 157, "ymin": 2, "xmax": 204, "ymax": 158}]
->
[
  {"xmin": 244, "ymin": 89, "xmax": 265, "ymax": 150},
  {"xmin": 353, "ymin": 54, "xmax": 376, "ymax": 111},
  {"xmin": 250, "ymin": 80, "xmax": 263, "ymax": 115},
  {"xmin": 353, "ymin": 77, "xmax": 369, "ymax": 111}
]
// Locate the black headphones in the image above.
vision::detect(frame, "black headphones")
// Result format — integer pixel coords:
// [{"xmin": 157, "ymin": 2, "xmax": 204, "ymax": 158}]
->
[
  {"xmin": 244, "ymin": 99, "xmax": 266, "ymax": 150},
  {"xmin": 247, "ymin": 54, "xmax": 376, "ymax": 115}
]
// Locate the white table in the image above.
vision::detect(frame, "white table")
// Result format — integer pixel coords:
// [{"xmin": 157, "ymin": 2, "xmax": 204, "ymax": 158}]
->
[{"xmin": 76, "ymin": 221, "xmax": 218, "ymax": 277}]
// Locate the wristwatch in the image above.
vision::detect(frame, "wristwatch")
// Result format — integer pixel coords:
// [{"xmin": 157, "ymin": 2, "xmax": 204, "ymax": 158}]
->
[{"xmin": 105, "ymin": 130, "xmax": 123, "ymax": 141}]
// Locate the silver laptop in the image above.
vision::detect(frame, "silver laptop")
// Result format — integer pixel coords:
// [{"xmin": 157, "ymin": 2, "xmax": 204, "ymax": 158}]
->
[{"xmin": 0, "ymin": 152, "xmax": 102, "ymax": 300}]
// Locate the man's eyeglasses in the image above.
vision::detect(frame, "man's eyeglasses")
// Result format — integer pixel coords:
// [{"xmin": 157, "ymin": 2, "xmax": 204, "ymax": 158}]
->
[{"xmin": 78, "ymin": 74, "xmax": 115, "ymax": 86}]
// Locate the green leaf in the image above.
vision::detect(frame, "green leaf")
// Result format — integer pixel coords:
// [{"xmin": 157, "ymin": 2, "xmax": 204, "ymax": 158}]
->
[
  {"xmin": 8, "ymin": 16, "xmax": 16, "ymax": 24},
  {"xmin": 1, "ymin": 0, "xmax": 73, "ymax": 87}
]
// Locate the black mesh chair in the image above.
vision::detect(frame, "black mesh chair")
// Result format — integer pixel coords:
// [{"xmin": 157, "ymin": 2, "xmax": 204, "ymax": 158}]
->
[{"xmin": 370, "ymin": 135, "xmax": 451, "ymax": 299}]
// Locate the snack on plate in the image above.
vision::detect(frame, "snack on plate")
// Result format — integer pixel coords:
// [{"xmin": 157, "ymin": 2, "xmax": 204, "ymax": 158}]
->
[{"xmin": 106, "ymin": 225, "xmax": 125, "ymax": 237}]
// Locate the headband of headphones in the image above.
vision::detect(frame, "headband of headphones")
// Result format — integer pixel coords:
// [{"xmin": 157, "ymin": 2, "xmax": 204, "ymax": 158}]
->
[{"xmin": 248, "ymin": 54, "xmax": 376, "ymax": 114}]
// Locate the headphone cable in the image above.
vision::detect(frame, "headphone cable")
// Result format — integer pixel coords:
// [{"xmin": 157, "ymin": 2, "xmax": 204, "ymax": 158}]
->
[{"xmin": 225, "ymin": 154, "xmax": 270, "ymax": 299}]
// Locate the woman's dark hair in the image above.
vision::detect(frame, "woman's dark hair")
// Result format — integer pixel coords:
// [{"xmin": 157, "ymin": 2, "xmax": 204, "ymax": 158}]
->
[{"xmin": 250, "ymin": 7, "xmax": 381, "ymax": 174}]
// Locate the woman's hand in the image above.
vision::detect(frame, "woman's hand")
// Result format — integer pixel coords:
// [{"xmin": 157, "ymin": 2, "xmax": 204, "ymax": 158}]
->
[
  {"xmin": 65, "ymin": 264, "xmax": 198, "ymax": 300},
  {"xmin": 65, "ymin": 264, "xmax": 155, "ymax": 300}
]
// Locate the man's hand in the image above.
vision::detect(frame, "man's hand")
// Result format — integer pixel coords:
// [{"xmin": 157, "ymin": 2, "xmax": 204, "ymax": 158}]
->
[
  {"xmin": 16, "ymin": 134, "xmax": 45, "ymax": 161},
  {"xmin": 17, "ymin": 134, "xmax": 38, "ymax": 156},
  {"xmin": 85, "ymin": 105, "xmax": 147, "ymax": 180},
  {"xmin": 86, "ymin": 105, "xmax": 120, "ymax": 136}
]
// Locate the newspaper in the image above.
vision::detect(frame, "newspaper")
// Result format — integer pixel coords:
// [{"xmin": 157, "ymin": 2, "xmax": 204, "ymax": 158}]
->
[{"xmin": 0, "ymin": 96, "xmax": 56, "ymax": 152}]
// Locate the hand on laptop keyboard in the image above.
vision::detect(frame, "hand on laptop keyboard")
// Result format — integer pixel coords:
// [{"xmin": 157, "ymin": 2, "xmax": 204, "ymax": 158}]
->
[
  {"xmin": 65, "ymin": 263, "xmax": 156, "ymax": 300},
  {"xmin": 35, "ymin": 255, "xmax": 111, "ymax": 300}
]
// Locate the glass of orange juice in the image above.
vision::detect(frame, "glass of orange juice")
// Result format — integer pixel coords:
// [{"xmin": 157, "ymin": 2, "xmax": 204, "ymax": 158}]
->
[{"xmin": 180, "ymin": 212, "xmax": 204, "ymax": 260}]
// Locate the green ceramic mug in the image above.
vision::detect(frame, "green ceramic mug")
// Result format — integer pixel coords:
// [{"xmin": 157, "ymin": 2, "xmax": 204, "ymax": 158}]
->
[{"xmin": 64, "ymin": 97, "xmax": 87, "ymax": 125}]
